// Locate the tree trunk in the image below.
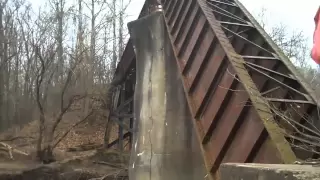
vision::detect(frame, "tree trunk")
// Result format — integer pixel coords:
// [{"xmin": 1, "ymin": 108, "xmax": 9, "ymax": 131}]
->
[
  {"xmin": 56, "ymin": 0, "xmax": 64, "ymax": 84},
  {"xmin": 0, "ymin": 3, "xmax": 5, "ymax": 131},
  {"xmin": 118, "ymin": 0, "xmax": 124, "ymax": 60},
  {"xmin": 36, "ymin": 113, "xmax": 45, "ymax": 160},
  {"xmin": 111, "ymin": 0, "xmax": 117, "ymax": 75},
  {"xmin": 86, "ymin": 0, "xmax": 96, "ymax": 124},
  {"xmin": 38, "ymin": 145, "xmax": 55, "ymax": 164},
  {"xmin": 13, "ymin": 40, "xmax": 20, "ymax": 125}
]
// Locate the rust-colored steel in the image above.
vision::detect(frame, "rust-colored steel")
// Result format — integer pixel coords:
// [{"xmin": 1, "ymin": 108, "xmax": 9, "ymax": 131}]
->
[
  {"xmin": 113, "ymin": 0, "xmax": 320, "ymax": 179},
  {"xmin": 160, "ymin": 0, "xmax": 320, "ymax": 179}
]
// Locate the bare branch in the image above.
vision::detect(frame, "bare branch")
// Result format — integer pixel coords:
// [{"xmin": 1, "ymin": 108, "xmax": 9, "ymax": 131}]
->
[{"xmin": 52, "ymin": 110, "xmax": 94, "ymax": 149}]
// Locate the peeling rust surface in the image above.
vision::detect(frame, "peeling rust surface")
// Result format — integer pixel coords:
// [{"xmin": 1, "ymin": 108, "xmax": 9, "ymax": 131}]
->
[{"xmin": 161, "ymin": 0, "xmax": 296, "ymax": 177}]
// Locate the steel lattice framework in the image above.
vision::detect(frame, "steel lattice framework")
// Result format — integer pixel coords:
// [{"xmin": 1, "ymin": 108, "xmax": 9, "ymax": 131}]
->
[{"xmin": 109, "ymin": 0, "xmax": 320, "ymax": 179}]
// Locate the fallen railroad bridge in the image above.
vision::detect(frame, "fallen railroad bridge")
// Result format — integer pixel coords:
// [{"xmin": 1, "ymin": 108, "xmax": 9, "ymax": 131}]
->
[{"xmin": 107, "ymin": 0, "xmax": 320, "ymax": 179}]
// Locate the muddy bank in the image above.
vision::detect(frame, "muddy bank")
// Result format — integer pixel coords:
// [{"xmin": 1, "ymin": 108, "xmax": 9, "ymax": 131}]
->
[
  {"xmin": 0, "ymin": 164, "xmax": 128, "ymax": 180},
  {"xmin": 0, "ymin": 149, "xmax": 129, "ymax": 180}
]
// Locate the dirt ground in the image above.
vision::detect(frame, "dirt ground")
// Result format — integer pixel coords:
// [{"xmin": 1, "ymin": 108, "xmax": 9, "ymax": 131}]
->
[
  {"xmin": 0, "ymin": 149, "xmax": 130, "ymax": 180},
  {"xmin": 0, "ymin": 112, "xmax": 129, "ymax": 180}
]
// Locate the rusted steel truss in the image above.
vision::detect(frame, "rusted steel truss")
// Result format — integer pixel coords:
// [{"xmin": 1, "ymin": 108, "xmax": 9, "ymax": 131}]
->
[
  {"xmin": 111, "ymin": 0, "xmax": 320, "ymax": 178},
  {"xmin": 112, "ymin": 2, "xmax": 149, "ymax": 86},
  {"xmin": 107, "ymin": 1, "xmax": 150, "ymax": 150},
  {"xmin": 107, "ymin": 69, "xmax": 135, "ymax": 151},
  {"xmin": 161, "ymin": 0, "xmax": 320, "ymax": 178},
  {"xmin": 108, "ymin": 0, "xmax": 163, "ymax": 151}
]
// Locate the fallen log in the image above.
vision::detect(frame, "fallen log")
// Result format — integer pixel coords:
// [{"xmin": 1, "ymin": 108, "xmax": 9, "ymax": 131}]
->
[
  {"xmin": 0, "ymin": 142, "xmax": 29, "ymax": 160},
  {"xmin": 67, "ymin": 143, "xmax": 103, "ymax": 152}
]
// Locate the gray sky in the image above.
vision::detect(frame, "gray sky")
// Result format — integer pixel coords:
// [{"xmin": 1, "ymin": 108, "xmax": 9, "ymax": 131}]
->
[
  {"xmin": 125, "ymin": 0, "xmax": 319, "ymax": 66},
  {"xmin": 240, "ymin": 0, "xmax": 318, "ymax": 41},
  {"xmin": 29, "ymin": 0, "xmax": 319, "ymax": 66},
  {"xmin": 239, "ymin": 0, "xmax": 319, "ymax": 67},
  {"xmin": 30, "ymin": 0, "xmax": 319, "ymax": 41},
  {"xmin": 30, "ymin": 0, "xmax": 318, "ymax": 44},
  {"xmin": 127, "ymin": 0, "xmax": 319, "ymax": 37}
]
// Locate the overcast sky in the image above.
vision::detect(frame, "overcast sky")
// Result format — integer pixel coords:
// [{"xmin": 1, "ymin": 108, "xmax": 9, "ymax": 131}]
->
[
  {"xmin": 29, "ymin": 0, "xmax": 319, "ymax": 66},
  {"xmin": 29, "ymin": 0, "xmax": 319, "ymax": 42},
  {"xmin": 125, "ymin": 0, "xmax": 319, "ymax": 66},
  {"xmin": 30, "ymin": 0, "xmax": 318, "ymax": 44},
  {"xmin": 127, "ymin": 0, "xmax": 319, "ymax": 41},
  {"xmin": 240, "ymin": 0, "xmax": 319, "ymax": 42}
]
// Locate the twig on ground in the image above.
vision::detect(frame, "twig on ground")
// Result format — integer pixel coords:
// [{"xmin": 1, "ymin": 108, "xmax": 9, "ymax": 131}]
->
[
  {"xmin": 88, "ymin": 169, "xmax": 125, "ymax": 180},
  {"xmin": 67, "ymin": 143, "xmax": 103, "ymax": 152},
  {"xmin": 294, "ymin": 160, "xmax": 320, "ymax": 166},
  {"xmin": 0, "ymin": 136, "xmax": 34, "ymax": 142},
  {"xmin": 93, "ymin": 161, "xmax": 127, "ymax": 169},
  {"xmin": 0, "ymin": 142, "xmax": 29, "ymax": 160},
  {"xmin": 52, "ymin": 110, "xmax": 94, "ymax": 149}
]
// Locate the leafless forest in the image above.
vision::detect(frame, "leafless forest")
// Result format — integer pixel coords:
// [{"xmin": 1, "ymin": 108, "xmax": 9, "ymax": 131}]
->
[
  {"xmin": 257, "ymin": 8, "xmax": 320, "ymax": 85},
  {"xmin": 0, "ymin": 0, "xmax": 131, "ymax": 163}
]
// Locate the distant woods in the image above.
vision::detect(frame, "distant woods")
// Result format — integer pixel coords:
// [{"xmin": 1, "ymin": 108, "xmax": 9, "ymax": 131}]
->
[
  {"xmin": 0, "ymin": 0, "xmax": 131, "ymax": 162},
  {"xmin": 0, "ymin": 0, "xmax": 130, "ymax": 131},
  {"xmin": 0, "ymin": 1, "xmax": 318, "ymax": 162},
  {"xmin": 256, "ymin": 7, "xmax": 320, "ymax": 92}
]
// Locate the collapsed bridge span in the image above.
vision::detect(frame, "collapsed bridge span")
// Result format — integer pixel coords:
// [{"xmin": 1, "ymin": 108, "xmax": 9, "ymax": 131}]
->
[{"xmin": 108, "ymin": 0, "xmax": 320, "ymax": 179}]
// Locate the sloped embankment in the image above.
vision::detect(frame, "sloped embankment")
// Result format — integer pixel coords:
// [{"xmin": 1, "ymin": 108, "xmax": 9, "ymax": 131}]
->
[{"xmin": 0, "ymin": 149, "xmax": 130, "ymax": 180}]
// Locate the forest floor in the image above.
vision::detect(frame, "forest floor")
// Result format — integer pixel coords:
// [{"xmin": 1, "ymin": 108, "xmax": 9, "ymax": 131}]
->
[{"xmin": 0, "ymin": 113, "xmax": 128, "ymax": 180}]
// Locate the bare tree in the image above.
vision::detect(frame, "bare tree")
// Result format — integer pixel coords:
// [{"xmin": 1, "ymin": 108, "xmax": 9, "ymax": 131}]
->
[
  {"xmin": 256, "ymin": 7, "xmax": 319, "ymax": 89},
  {"xmin": 252, "ymin": 7, "xmax": 320, "ymax": 158},
  {"xmin": 34, "ymin": 39, "xmax": 94, "ymax": 162},
  {"xmin": 0, "ymin": 0, "xmax": 132, "ymax": 162},
  {"xmin": 0, "ymin": 0, "xmax": 8, "ymax": 130},
  {"xmin": 111, "ymin": 0, "xmax": 117, "ymax": 75}
]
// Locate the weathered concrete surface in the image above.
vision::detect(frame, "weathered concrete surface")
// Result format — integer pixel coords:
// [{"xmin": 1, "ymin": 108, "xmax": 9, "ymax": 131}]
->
[
  {"xmin": 128, "ymin": 11, "xmax": 206, "ymax": 180},
  {"xmin": 220, "ymin": 163, "xmax": 320, "ymax": 180}
]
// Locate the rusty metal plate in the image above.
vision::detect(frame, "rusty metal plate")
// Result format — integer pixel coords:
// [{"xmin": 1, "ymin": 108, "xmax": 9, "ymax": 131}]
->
[{"xmin": 113, "ymin": 0, "xmax": 320, "ymax": 179}]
